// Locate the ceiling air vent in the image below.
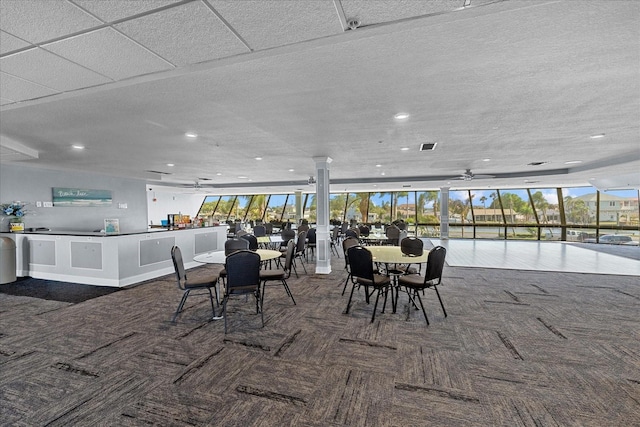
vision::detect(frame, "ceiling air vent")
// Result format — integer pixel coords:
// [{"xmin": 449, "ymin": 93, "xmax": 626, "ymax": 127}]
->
[
  {"xmin": 527, "ymin": 161, "xmax": 548, "ymax": 166},
  {"xmin": 145, "ymin": 170, "xmax": 172, "ymax": 175},
  {"xmin": 420, "ymin": 142, "xmax": 437, "ymax": 151}
]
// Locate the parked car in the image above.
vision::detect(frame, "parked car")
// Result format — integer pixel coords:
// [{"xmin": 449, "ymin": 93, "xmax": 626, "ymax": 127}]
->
[{"xmin": 583, "ymin": 234, "xmax": 635, "ymax": 245}]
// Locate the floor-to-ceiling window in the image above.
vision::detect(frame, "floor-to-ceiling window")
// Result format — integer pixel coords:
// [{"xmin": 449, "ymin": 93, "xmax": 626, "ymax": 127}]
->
[{"xmin": 196, "ymin": 188, "xmax": 639, "ymax": 244}]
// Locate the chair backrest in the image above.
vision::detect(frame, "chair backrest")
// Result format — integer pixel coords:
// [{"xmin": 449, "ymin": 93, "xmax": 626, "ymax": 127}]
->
[
  {"xmin": 297, "ymin": 224, "xmax": 309, "ymax": 234},
  {"xmin": 386, "ymin": 225, "xmax": 400, "ymax": 239},
  {"xmin": 283, "ymin": 239, "xmax": 296, "ymax": 274},
  {"xmin": 342, "ymin": 236, "xmax": 360, "ymax": 270},
  {"xmin": 253, "ymin": 225, "xmax": 266, "ymax": 237},
  {"xmin": 358, "ymin": 225, "xmax": 370, "ymax": 237},
  {"xmin": 225, "ymin": 238, "xmax": 250, "ymax": 255},
  {"xmin": 171, "ymin": 246, "xmax": 187, "ymax": 288},
  {"xmin": 340, "ymin": 222, "xmax": 349, "ymax": 233},
  {"xmin": 400, "ymin": 236, "xmax": 424, "ymax": 257},
  {"xmin": 307, "ymin": 228, "xmax": 316, "ymax": 243},
  {"xmin": 346, "ymin": 246, "xmax": 374, "ymax": 281},
  {"xmin": 240, "ymin": 234, "xmax": 258, "ymax": 251},
  {"xmin": 296, "ymin": 230, "xmax": 307, "ymax": 253},
  {"xmin": 281, "ymin": 228, "xmax": 296, "ymax": 242},
  {"xmin": 225, "ymin": 250, "xmax": 261, "ymax": 294},
  {"xmin": 345, "ymin": 228, "xmax": 359, "ymax": 239},
  {"xmin": 332, "ymin": 226, "xmax": 340, "ymax": 241},
  {"xmin": 265, "ymin": 223, "xmax": 273, "ymax": 234},
  {"xmin": 424, "ymin": 246, "xmax": 446, "ymax": 284}
]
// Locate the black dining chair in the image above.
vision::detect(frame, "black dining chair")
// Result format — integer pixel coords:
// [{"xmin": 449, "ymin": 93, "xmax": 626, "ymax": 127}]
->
[
  {"xmin": 222, "ymin": 250, "xmax": 263, "ymax": 333},
  {"xmin": 341, "ymin": 236, "xmax": 360, "ymax": 295},
  {"xmin": 170, "ymin": 246, "xmax": 219, "ymax": 322},
  {"xmin": 344, "ymin": 246, "xmax": 392, "ymax": 323},
  {"xmin": 400, "ymin": 236, "xmax": 424, "ymax": 274},
  {"xmin": 260, "ymin": 239, "xmax": 296, "ymax": 305},
  {"xmin": 292, "ymin": 230, "xmax": 308, "ymax": 276},
  {"xmin": 397, "ymin": 246, "xmax": 447, "ymax": 325},
  {"xmin": 240, "ymin": 233, "xmax": 258, "ymax": 251},
  {"xmin": 218, "ymin": 238, "xmax": 250, "ymax": 284},
  {"xmin": 306, "ymin": 228, "xmax": 317, "ymax": 260}
]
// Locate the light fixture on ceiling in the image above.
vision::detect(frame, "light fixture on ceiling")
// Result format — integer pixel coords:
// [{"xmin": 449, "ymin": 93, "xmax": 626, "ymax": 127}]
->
[
  {"xmin": 308, "ymin": 176, "xmax": 316, "ymax": 185},
  {"xmin": 255, "ymin": 157, "xmax": 262, "ymax": 160},
  {"xmin": 216, "ymin": 172, "xmax": 222, "ymax": 176},
  {"xmin": 185, "ymin": 132, "xmax": 197, "ymax": 138},
  {"xmin": 590, "ymin": 133, "xmax": 605, "ymax": 139},
  {"xmin": 288, "ymin": 169, "xmax": 295, "ymax": 172},
  {"xmin": 482, "ymin": 158, "xmax": 491, "ymax": 162},
  {"xmin": 564, "ymin": 160, "xmax": 583, "ymax": 164},
  {"xmin": 376, "ymin": 164, "xmax": 382, "ymax": 167},
  {"xmin": 166, "ymin": 163, "xmax": 175, "ymax": 167},
  {"xmin": 71, "ymin": 144, "xmax": 85, "ymax": 150},
  {"xmin": 394, "ymin": 112, "xmax": 410, "ymax": 120},
  {"xmin": 400, "ymin": 147, "xmax": 410, "ymax": 151}
]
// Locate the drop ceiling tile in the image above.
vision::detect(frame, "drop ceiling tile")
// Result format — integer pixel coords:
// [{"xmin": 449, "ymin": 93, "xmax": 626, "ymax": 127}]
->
[
  {"xmin": 0, "ymin": 71, "xmax": 58, "ymax": 103},
  {"xmin": 43, "ymin": 28, "xmax": 173, "ymax": 81},
  {"xmin": 0, "ymin": 48, "xmax": 111, "ymax": 92},
  {"xmin": 341, "ymin": 0, "xmax": 462, "ymax": 26},
  {"xmin": 0, "ymin": 30, "xmax": 31, "ymax": 54},
  {"xmin": 210, "ymin": 0, "xmax": 344, "ymax": 50},
  {"xmin": 0, "ymin": 0, "xmax": 102, "ymax": 44},
  {"xmin": 115, "ymin": 1, "xmax": 249, "ymax": 66},
  {"xmin": 74, "ymin": 0, "xmax": 183, "ymax": 23}
]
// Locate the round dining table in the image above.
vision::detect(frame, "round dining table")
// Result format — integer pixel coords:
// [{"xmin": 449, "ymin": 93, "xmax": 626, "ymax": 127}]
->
[
  {"xmin": 193, "ymin": 249, "xmax": 282, "ymax": 265},
  {"xmin": 364, "ymin": 245, "xmax": 429, "ymax": 313}
]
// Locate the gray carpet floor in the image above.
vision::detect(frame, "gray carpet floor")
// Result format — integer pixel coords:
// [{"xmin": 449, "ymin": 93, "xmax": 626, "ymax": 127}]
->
[{"xmin": 1, "ymin": 253, "xmax": 639, "ymax": 426}]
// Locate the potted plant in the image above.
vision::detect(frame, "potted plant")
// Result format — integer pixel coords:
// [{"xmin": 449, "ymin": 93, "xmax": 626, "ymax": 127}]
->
[{"xmin": 1, "ymin": 201, "xmax": 28, "ymax": 232}]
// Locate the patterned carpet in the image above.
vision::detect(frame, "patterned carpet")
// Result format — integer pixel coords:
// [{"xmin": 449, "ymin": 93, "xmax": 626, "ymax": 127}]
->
[{"xmin": 1, "ymin": 253, "xmax": 639, "ymax": 426}]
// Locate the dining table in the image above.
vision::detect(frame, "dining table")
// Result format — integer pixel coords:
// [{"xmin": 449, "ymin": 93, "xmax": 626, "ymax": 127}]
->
[
  {"xmin": 193, "ymin": 249, "xmax": 282, "ymax": 265},
  {"xmin": 365, "ymin": 245, "xmax": 429, "ymax": 313}
]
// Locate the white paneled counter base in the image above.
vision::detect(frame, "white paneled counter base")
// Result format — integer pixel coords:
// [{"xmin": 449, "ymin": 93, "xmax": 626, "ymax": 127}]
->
[{"xmin": 1, "ymin": 226, "xmax": 227, "ymax": 287}]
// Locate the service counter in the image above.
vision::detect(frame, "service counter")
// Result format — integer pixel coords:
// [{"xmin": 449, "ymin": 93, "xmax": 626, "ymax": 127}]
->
[{"xmin": 0, "ymin": 226, "xmax": 227, "ymax": 287}]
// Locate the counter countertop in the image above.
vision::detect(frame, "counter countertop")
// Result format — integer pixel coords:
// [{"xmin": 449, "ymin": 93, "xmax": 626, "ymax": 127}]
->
[{"xmin": 4, "ymin": 225, "xmax": 226, "ymax": 237}]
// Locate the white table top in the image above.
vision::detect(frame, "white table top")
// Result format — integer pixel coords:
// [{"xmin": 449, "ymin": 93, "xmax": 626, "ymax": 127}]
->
[
  {"xmin": 366, "ymin": 245, "xmax": 429, "ymax": 264},
  {"xmin": 193, "ymin": 249, "xmax": 281, "ymax": 264}
]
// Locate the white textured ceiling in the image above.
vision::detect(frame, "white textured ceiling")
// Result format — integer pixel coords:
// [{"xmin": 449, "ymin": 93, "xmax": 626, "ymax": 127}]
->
[{"xmin": 0, "ymin": 0, "xmax": 639, "ymax": 195}]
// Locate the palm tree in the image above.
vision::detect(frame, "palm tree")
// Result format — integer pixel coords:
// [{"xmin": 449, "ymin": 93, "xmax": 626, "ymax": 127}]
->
[
  {"xmin": 531, "ymin": 191, "xmax": 549, "ymax": 223},
  {"xmin": 489, "ymin": 192, "xmax": 498, "ymax": 222},
  {"xmin": 479, "ymin": 195, "xmax": 487, "ymax": 222}
]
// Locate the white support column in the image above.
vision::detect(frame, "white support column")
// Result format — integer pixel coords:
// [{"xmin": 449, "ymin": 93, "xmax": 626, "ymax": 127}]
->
[
  {"xmin": 295, "ymin": 191, "xmax": 303, "ymax": 225},
  {"xmin": 313, "ymin": 156, "xmax": 332, "ymax": 274},
  {"xmin": 440, "ymin": 187, "xmax": 450, "ymax": 240}
]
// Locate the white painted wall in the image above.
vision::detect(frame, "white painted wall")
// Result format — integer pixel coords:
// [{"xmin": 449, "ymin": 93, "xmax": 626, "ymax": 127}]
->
[{"xmin": 145, "ymin": 185, "xmax": 208, "ymax": 226}]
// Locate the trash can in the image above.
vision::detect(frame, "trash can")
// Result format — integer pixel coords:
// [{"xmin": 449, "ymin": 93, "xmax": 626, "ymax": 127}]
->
[{"xmin": 0, "ymin": 237, "xmax": 17, "ymax": 284}]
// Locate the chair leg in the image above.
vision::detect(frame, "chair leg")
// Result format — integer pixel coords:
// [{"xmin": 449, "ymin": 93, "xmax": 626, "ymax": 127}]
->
[
  {"xmin": 282, "ymin": 279, "xmax": 296, "ymax": 305},
  {"xmin": 371, "ymin": 288, "xmax": 381, "ymax": 323},
  {"xmin": 345, "ymin": 283, "xmax": 357, "ymax": 314},
  {"xmin": 413, "ymin": 289, "xmax": 429, "ymax": 325},
  {"xmin": 434, "ymin": 286, "xmax": 447, "ymax": 317},
  {"xmin": 172, "ymin": 290, "xmax": 190, "ymax": 322},
  {"xmin": 207, "ymin": 288, "xmax": 217, "ymax": 319},
  {"xmin": 341, "ymin": 274, "xmax": 351, "ymax": 295}
]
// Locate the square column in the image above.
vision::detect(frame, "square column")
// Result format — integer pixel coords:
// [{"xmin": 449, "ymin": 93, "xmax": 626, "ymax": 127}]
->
[{"xmin": 313, "ymin": 156, "xmax": 332, "ymax": 274}]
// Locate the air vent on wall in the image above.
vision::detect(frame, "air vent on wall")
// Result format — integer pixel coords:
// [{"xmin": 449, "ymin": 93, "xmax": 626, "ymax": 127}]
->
[{"xmin": 420, "ymin": 142, "xmax": 437, "ymax": 151}]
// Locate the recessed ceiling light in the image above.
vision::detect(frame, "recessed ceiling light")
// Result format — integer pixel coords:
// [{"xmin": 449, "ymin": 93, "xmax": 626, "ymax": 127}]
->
[
  {"xmin": 381, "ymin": 172, "xmax": 386, "ymax": 176},
  {"xmin": 564, "ymin": 160, "xmax": 583, "ymax": 164},
  {"xmin": 71, "ymin": 144, "xmax": 85, "ymax": 150},
  {"xmin": 400, "ymin": 147, "xmax": 410, "ymax": 151},
  {"xmin": 394, "ymin": 112, "xmax": 409, "ymax": 120},
  {"xmin": 590, "ymin": 133, "xmax": 605, "ymax": 139},
  {"xmin": 376, "ymin": 164, "xmax": 382, "ymax": 167},
  {"xmin": 185, "ymin": 132, "xmax": 197, "ymax": 138},
  {"xmin": 255, "ymin": 157, "xmax": 262, "ymax": 161},
  {"xmin": 288, "ymin": 169, "xmax": 294, "ymax": 172},
  {"xmin": 166, "ymin": 163, "xmax": 175, "ymax": 167},
  {"xmin": 216, "ymin": 172, "xmax": 222, "ymax": 176},
  {"xmin": 237, "ymin": 175, "xmax": 248, "ymax": 179},
  {"xmin": 482, "ymin": 158, "xmax": 491, "ymax": 162}
]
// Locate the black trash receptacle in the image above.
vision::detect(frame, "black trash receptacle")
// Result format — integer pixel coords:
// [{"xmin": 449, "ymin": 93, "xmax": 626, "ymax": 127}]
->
[{"xmin": 0, "ymin": 237, "xmax": 17, "ymax": 284}]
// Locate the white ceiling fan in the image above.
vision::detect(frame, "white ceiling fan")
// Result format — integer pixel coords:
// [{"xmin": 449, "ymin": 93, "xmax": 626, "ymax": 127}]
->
[{"xmin": 453, "ymin": 169, "xmax": 495, "ymax": 181}]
